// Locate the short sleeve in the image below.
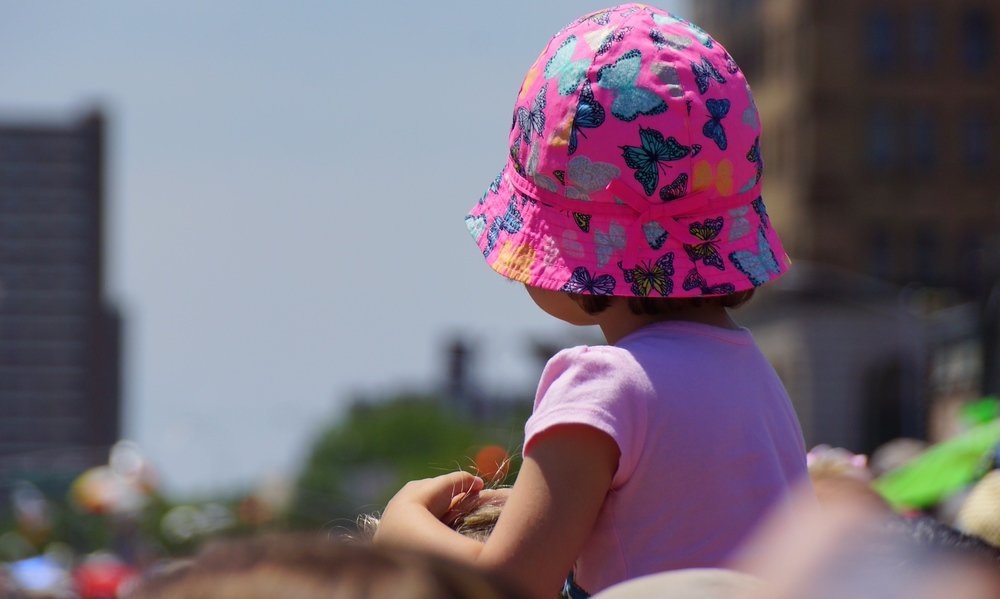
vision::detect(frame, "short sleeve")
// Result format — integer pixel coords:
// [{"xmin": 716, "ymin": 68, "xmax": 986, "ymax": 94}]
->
[{"xmin": 524, "ymin": 345, "xmax": 651, "ymax": 488}]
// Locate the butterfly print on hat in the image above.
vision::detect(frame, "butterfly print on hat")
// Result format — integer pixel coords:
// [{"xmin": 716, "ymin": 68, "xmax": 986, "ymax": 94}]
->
[
  {"xmin": 561, "ymin": 266, "xmax": 617, "ymax": 295},
  {"xmin": 517, "ymin": 83, "xmax": 547, "ymax": 143},
  {"xmin": 728, "ymin": 206, "xmax": 752, "ymax": 241},
  {"xmin": 643, "ymin": 221, "xmax": 669, "ymax": 250},
  {"xmin": 565, "ymin": 155, "xmax": 620, "ymax": 200},
  {"xmin": 703, "ymin": 98, "xmax": 730, "ymax": 150},
  {"xmin": 650, "ymin": 29, "xmax": 693, "ymax": 52},
  {"xmin": 652, "ymin": 13, "xmax": 714, "ymax": 48},
  {"xmin": 581, "ymin": 10, "xmax": 611, "ymax": 26},
  {"xmin": 465, "ymin": 214, "xmax": 487, "ymax": 240},
  {"xmin": 595, "ymin": 49, "xmax": 668, "ymax": 122},
  {"xmin": 621, "ymin": 127, "xmax": 692, "ymax": 196},
  {"xmin": 569, "ymin": 80, "xmax": 605, "ymax": 155},
  {"xmin": 585, "ymin": 25, "xmax": 633, "ymax": 56},
  {"xmin": 479, "ymin": 171, "xmax": 503, "ymax": 205},
  {"xmin": 594, "ymin": 221, "xmax": 627, "ymax": 267},
  {"xmin": 730, "ymin": 227, "xmax": 781, "ymax": 286},
  {"xmin": 650, "ymin": 62, "xmax": 685, "ymax": 98},
  {"xmin": 684, "ymin": 217, "xmax": 726, "ymax": 270},
  {"xmin": 561, "ymin": 230, "xmax": 585, "ymax": 258},
  {"xmin": 483, "ymin": 195, "xmax": 523, "ymax": 257},
  {"xmin": 682, "ymin": 268, "xmax": 736, "ymax": 295},
  {"xmin": 691, "ymin": 57, "xmax": 726, "ymax": 94},
  {"xmin": 545, "ymin": 35, "xmax": 592, "ymax": 96},
  {"xmin": 509, "ymin": 136, "xmax": 526, "ymax": 176},
  {"xmin": 619, "ymin": 252, "xmax": 675, "ymax": 297},
  {"xmin": 747, "ymin": 137, "xmax": 763, "ymax": 185},
  {"xmin": 659, "ymin": 172, "xmax": 689, "ymax": 202},
  {"xmin": 752, "ymin": 196, "xmax": 770, "ymax": 228}
]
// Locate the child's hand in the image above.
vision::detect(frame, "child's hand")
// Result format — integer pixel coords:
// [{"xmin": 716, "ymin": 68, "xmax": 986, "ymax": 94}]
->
[{"xmin": 374, "ymin": 471, "xmax": 485, "ymax": 549}]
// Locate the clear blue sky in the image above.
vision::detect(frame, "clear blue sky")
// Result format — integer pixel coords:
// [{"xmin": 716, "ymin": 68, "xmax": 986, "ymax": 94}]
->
[{"xmin": 1, "ymin": 0, "xmax": 690, "ymax": 495}]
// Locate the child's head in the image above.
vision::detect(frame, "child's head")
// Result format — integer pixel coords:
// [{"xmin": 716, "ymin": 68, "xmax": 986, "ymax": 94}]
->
[{"xmin": 466, "ymin": 5, "xmax": 788, "ymax": 311}]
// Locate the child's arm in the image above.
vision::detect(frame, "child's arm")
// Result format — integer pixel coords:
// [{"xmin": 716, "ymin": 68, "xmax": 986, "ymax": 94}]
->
[{"xmin": 375, "ymin": 424, "xmax": 618, "ymax": 599}]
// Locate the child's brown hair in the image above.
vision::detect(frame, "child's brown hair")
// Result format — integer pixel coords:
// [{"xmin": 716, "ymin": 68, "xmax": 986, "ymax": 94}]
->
[{"xmin": 568, "ymin": 289, "xmax": 755, "ymax": 316}]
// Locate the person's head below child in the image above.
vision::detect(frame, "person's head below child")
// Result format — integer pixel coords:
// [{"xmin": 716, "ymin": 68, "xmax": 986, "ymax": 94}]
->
[
  {"xmin": 376, "ymin": 5, "xmax": 806, "ymax": 599},
  {"xmin": 125, "ymin": 533, "xmax": 527, "ymax": 599}
]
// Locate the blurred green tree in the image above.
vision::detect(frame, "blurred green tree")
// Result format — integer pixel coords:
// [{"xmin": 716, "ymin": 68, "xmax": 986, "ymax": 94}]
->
[{"xmin": 290, "ymin": 394, "xmax": 528, "ymax": 530}]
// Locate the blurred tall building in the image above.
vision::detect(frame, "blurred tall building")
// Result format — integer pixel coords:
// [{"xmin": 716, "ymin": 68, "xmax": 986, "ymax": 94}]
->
[
  {"xmin": 694, "ymin": 2, "xmax": 999, "ymax": 451},
  {"xmin": 695, "ymin": 0, "xmax": 999, "ymax": 293},
  {"xmin": 0, "ymin": 111, "xmax": 122, "ymax": 484}
]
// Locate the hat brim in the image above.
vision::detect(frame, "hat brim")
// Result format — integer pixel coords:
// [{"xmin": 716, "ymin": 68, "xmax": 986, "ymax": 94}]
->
[{"xmin": 465, "ymin": 159, "xmax": 789, "ymax": 298}]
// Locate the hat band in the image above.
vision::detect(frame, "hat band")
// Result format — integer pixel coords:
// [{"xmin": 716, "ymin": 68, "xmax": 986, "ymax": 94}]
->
[{"xmin": 506, "ymin": 160, "xmax": 761, "ymax": 247}]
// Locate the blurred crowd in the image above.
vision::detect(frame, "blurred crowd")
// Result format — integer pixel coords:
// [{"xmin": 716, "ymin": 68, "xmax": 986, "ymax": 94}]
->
[{"xmin": 5, "ymin": 404, "xmax": 1000, "ymax": 598}]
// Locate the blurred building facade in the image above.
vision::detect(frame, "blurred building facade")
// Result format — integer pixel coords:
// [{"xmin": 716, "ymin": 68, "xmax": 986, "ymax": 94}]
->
[
  {"xmin": 695, "ymin": 1, "xmax": 999, "ymax": 451},
  {"xmin": 0, "ymin": 111, "xmax": 122, "ymax": 486},
  {"xmin": 696, "ymin": 0, "xmax": 999, "ymax": 292}
]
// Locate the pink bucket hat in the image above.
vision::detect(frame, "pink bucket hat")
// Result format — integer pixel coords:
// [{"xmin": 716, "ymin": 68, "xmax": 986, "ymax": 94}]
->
[{"xmin": 465, "ymin": 4, "xmax": 789, "ymax": 298}]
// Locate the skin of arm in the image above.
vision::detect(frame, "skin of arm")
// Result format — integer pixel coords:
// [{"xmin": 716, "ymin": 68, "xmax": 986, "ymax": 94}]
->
[{"xmin": 374, "ymin": 424, "xmax": 619, "ymax": 599}]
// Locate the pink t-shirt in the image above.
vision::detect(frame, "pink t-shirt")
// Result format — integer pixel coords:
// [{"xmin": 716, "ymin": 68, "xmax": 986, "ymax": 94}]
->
[{"xmin": 524, "ymin": 321, "xmax": 808, "ymax": 594}]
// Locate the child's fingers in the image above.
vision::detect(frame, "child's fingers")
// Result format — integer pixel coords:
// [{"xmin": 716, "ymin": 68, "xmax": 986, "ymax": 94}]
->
[
  {"xmin": 403, "ymin": 471, "xmax": 484, "ymax": 517},
  {"xmin": 477, "ymin": 487, "xmax": 512, "ymax": 503}
]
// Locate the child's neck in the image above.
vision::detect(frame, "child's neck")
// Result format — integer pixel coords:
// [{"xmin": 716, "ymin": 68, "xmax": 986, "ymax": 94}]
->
[{"xmin": 596, "ymin": 301, "xmax": 740, "ymax": 345}]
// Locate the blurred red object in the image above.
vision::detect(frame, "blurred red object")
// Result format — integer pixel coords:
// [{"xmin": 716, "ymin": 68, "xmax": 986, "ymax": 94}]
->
[
  {"xmin": 474, "ymin": 445, "xmax": 510, "ymax": 482},
  {"xmin": 73, "ymin": 555, "xmax": 137, "ymax": 599}
]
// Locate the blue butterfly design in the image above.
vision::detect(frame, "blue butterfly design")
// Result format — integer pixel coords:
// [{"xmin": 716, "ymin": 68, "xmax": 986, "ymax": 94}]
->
[
  {"xmin": 545, "ymin": 36, "xmax": 592, "ymax": 96},
  {"xmin": 684, "ymin": 217, "xmax": 726, "ymax": 271},
  {"xmin": 682, "ymin": 268, "xmax": 736, "ymax": 295},
  {"xmin": 652, "ymin": 13, "xmax": 713, "ymax": 48},
  {"xmin": 582, "ymin": 10, "xmax": 611, "ymax": 26},
  {"xmin": 650, "ymin": 28, "xmax": 668, "ymax": 49},
  {"xmin": 479, "ymin": 171, "xmax": 503, "ymax": 204},
  {"xmin": 517, "ymin": 83, "xmax": 547, "ymax": 144},
  {"xmin": 619, "ymin": 252, "xmax": 675, "ymax": 297},
  {"xmin": 621, "ymin": 127, "xmax": 692, "ymax": 197},
  {"xmin": 752, "ymin": 196, "xmax": 769, "ymax": 228},
  {"xmin": 595, "ymin": 49, "xmax": 668, "ymax": 122},
  {"xmin": 686, "ymin": 22, "xmax": 715, "ymax": 48},
  {"xmin": 594, "ymin": 222, "xmax": 626, "ymax": 268},
  {"xmin": 659, "ymin": 172, "xmax": 688, "ymax": 201},
  {"xmin": 561, "ymin": 266, "xmax": 617, "ymax": 295},
  {"xmin": 703, "ymin": 98, "xmax": 730, "ymax": 150},
  {"xmin": 747, "ymin": 136, "xmax": 763, "ymax": 184},
  {"xmin": 691, "ymin": 57, "xmax": 726, "ymax": 94},
  {"xmin": 569, "ymin": 80, "xmax": 605, "ymax": 155},
  {"xmin": 483, "ymin": 195, "xmax": 523, "ymax": 257},
  {"xmin": 465, "ymin": 214, "xmax": 487, "ymax": 240},
  {"xmin": 729, "ymin": 227, "xmax": 781, "ymax": 286},
  {"xmin": 594, "ymin": 26, "xmax": 633, "ymax": 56},
  {"xmin": 650, "ymin": 29, "xmax": 694, "ymax": 52},
  {"xmin": 642, "ymin": 221, "xmax": 668, "ymax": 250}
]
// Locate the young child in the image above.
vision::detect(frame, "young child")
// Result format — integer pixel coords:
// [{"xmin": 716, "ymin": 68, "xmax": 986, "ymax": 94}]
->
[{"xmin": 374, "ymin": 5, "xmax": 809, "ymax": 598}]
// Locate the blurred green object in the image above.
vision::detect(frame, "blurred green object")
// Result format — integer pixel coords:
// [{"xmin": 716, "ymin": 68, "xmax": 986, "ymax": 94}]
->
[
  {"xmin": 960, "ymin": 397, "xmax": 999, "ymax": 427},
  {"xmin": 873, "ymin": 420, "xmax": 1000, "ymax": 510}
]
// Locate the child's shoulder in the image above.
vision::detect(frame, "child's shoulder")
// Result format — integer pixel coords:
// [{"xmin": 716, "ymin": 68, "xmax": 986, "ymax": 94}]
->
[
  {"xmin": 542, "ymin": 344, "xmax": 649, "ymax": 389},
  {"xmin": 546, "ymin": 343, "xmax": 632, "ymax": 368}
]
